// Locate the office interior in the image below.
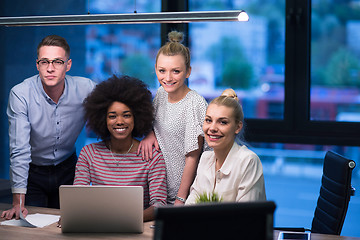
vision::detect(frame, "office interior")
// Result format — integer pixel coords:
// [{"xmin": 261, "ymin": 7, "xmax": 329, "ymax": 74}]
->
[{"xmin": 0, "ymin": 0, "xmax": 359, "ymax": 237}]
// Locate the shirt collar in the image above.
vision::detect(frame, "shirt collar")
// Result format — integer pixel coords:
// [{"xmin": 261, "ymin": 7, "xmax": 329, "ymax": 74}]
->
[
  {"xmin": 36, "ymin": 74, "xmax": 68, "ymax": 104},
  {"xmin": 217, "ymin": 142, "xmax": 240, "ymax": 175}
]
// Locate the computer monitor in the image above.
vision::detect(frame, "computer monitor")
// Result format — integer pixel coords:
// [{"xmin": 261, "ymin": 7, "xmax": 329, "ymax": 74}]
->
[{"xmin": 154, "ymin": 201, "xmax": 276, "ymax": 240}]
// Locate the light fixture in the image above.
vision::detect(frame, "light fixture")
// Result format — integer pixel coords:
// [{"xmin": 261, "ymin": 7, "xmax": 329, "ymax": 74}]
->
[{"xmin": 0, "ymin": 10, "xmax": 249, "ymax": 27}]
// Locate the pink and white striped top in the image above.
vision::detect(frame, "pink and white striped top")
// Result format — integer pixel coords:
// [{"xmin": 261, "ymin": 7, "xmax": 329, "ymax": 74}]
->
[{"xmin": 74, "ymin": 141, "xmax": 167, "ymax": 208}]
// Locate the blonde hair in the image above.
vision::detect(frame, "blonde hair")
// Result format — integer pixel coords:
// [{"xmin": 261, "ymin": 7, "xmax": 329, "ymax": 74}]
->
[
  {"xmin": 155, "ymin": 31, "xmax": 191, "ymax": 71},
  {"xmin": 210, "ymin": 89, "xmax": 243, "ymax": 124},
  {"xmin": 221, "ymin": 88, "xmax": 239, "ymax": 102}
]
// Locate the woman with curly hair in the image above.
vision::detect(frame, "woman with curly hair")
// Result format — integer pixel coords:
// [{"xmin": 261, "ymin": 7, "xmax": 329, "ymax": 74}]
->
[{"xmin": 73, "ymin": 75, "xmax": 167, "ymax": 221}]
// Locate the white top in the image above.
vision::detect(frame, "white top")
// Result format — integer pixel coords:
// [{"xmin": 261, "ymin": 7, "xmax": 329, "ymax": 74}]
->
[
  {"xmin": 185, "ymin": 142, "xmax": 266, "ymax": 204},
  {"xmin": 153, "ymin": 86, "xmax": 208, "ymax": 203}
]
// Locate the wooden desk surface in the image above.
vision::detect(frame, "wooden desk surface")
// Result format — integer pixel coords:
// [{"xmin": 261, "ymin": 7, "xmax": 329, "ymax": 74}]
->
[
  {"xmin": 0, "ymin": 203, "xmax": 154, "ymax": 240},
  {"xmin": 1, "ymin": 203, "xmax": 360, "ymax": 240}
]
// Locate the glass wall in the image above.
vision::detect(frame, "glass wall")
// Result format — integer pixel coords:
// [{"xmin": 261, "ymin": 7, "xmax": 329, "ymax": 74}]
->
[
  {"xmin": 188, "ymin": 0, "xmax": 360, "ymax": 237},
  {"xmin": 311, "ymin": 0, "xmax": 360, "ymax": 122},
  {"xmin": 82, "ymin": 0, "xmax": 161, "ymax": 143},
  {"xmin": 0, "ymin": 0, "xmax": 161, "ymax": 178},
  {"xmin": 85, "ymin": 0, "xmax": 160, "ymax": 88},
  {"xmin": 1, "ymin": 0, "xmax": 359, "ymax": 237},
  {"xmin": 189, "ymin": 0, "xmax": 285, "ymax": 119}
]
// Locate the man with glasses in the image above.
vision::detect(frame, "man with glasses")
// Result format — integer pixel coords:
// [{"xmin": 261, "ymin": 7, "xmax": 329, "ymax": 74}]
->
[{"xmin": 1, "ymin": 35, "xmax": 96, "ymax": 220}]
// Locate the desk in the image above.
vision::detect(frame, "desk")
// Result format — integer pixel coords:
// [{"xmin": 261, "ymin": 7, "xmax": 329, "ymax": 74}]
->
[
  {"xmin": 1, "ymin": 203, "xmax": 360, "ymax": 240},
  {"xmin": 0, "ymin": 203, "xmax": 153, "ymax": 240}
]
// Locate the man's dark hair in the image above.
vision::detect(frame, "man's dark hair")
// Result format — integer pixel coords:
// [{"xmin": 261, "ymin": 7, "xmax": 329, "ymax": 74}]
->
[{"xmin": 37, "ymin": 35, "xmax": 70, "ymax": 58}]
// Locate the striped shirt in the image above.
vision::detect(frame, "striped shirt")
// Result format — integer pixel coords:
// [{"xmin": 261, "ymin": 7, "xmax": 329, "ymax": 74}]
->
[{"xmin": 74, "ymin": 141, "xmax": 167, "ymax": 208}]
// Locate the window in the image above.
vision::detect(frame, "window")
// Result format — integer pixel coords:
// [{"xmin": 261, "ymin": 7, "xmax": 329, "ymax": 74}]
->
[
  {"xmin": 82, "ymin": 0, "xmax": 161, "ymax": 146},
  {"xmin": 85, "ymin": 0, "xmax": 161, "ymax": 88},
  {"xmin": 187, "ymin": 0, "xmax": 359, "ymax": 145},
  {"xmin": 240, "ymin": 0, "xmax": 360, "ymax": 146},
  {"xmin": 1, "ymin": 0, "xmax": 359, "ymax": 237},
  {"xmin": 184, "ymin": 0, "xmax": 360, "ymax": 237},
  {"xmin": 311, "ymin": 1, "xmax": 360, "ymax": 122},
  {"xmin": 189, "ymin": 0, "xmax": 285, "ymax": 120},
  {"xmin": 0, "ymin": 0, "xmax": 161, "ymax": 178}
]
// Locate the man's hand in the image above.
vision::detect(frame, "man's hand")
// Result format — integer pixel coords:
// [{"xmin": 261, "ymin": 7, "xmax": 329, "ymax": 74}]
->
[{"xmin": 1, "ymin": 193, "xmax": 28, "ymax": 220}]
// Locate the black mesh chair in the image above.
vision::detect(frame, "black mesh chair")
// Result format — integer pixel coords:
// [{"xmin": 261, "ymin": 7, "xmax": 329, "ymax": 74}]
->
[{"xmin": 275, "ymin": 150, "xmax": 356, "ymax": 235}]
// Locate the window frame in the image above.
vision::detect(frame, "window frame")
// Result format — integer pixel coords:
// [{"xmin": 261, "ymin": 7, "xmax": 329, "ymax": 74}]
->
[{"xmin": 162, "ymin": 0, "xmax": 360, "ymax": 146}]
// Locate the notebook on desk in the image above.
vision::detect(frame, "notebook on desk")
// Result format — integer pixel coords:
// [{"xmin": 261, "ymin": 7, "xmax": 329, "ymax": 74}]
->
[
  {"xmin": 59, "ymin": 185, "xmax": 143, "ymax": 233},
  {"xmin": 154, "ymin": 201, "xmax": 276, "ymax": 240}
]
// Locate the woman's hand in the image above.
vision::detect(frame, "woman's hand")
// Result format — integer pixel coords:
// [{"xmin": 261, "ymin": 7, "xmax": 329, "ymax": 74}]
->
[
  {"xmin": 137, "ymin": 131, "xmax": 159, "ymax": 161},
  {"xmin": 174, "ymin": 199, "xmax": 186, "ymax": 206}
]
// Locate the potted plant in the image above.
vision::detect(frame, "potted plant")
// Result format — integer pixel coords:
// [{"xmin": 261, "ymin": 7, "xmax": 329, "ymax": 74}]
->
[{"xmin": 195, "ymin": 191, "xmax": 222, "ymax": 203}]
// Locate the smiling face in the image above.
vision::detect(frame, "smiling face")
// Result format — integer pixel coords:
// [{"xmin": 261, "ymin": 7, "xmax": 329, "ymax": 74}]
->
[
  {"xmin": 203, "ymin": 103, "xmax": 243, "ymax": 152},
  {"xmin": 155, "ymin": 53, "xmax": 191, "ymax": 97},
  {"xmin": 36, "ymin": 46, "xmax": 72, "ymax": 90},
  {"xmin": 107, "ymin": 101, "xmax": 134, "ymax": 142}
]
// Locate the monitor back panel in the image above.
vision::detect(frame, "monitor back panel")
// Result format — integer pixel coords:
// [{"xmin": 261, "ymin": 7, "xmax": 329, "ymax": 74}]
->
[{"xmin": 154, "ymin": 201, "xmax": 276, "ymax": 240}]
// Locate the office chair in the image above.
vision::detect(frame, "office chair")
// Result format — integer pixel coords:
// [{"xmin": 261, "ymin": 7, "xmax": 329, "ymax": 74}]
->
[{"xmin": 275, "ymin": 150, "xmax": 356, "ymax": 235}]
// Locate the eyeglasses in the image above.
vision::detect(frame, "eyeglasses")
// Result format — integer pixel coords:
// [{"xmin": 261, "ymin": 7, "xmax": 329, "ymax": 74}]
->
[{"xmin": 36, "ymin": 58, "xmax": 68, "ymax": 68}]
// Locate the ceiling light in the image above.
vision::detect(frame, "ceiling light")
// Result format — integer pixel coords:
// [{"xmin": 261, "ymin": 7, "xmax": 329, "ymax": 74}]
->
[{"xmin": 0, "ymin": 10, "xmax": 249, "ymax": 27}]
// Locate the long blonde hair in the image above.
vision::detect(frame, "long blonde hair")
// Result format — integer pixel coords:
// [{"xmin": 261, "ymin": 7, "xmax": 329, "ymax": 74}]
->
[{"xmin": 155, "ymin": 31, "xmax": 191, "ymax": 71}]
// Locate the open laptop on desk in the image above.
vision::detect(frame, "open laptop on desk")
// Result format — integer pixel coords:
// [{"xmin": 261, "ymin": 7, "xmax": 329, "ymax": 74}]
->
[
  {"xmin": 59, "ymin": 185, "xmax": 143, "ymax": 233},
  {"xmin": 154, "ymin": 201, "xmax": 276, "ymax": 240}
]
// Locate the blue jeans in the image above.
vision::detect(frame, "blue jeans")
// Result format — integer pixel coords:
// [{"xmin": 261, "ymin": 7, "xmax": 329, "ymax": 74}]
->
[{"xmin": 26, "ymin": 152, "xmax": 77, "ymax": 209}]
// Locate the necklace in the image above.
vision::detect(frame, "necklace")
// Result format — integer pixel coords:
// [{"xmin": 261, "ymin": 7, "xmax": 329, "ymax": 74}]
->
[{"xmin": 109, "ymin": 140, "xmax": 134, "ymax": 165}]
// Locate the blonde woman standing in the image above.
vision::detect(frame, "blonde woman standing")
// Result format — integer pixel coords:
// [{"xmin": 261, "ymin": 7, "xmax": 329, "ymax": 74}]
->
[{"xmin": 138, "ymin": 31, "xmax": 207, "ymax": 205}]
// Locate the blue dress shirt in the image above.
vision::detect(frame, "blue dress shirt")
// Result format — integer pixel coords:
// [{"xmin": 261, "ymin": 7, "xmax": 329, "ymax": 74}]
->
[{"xmin": 7, "ymin": 74, "xmax": 96, "ymax": 194}]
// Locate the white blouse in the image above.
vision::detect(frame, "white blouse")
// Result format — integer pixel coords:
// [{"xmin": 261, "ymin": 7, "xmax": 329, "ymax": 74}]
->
[{"xmin": 186, "ymin": 142, "xmax": 266, "ymax": 204}]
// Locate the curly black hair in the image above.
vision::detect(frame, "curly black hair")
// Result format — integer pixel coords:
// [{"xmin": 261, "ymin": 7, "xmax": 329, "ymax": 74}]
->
[{"xmin": 83, "ymin": 75, "xmax": 154, "ymax": 140}]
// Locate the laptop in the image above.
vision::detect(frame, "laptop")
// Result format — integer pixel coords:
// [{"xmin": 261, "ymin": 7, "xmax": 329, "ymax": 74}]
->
[
  {"xmin": 154, "ymin": 201, "xmax": 276, "ymax": 240},
  {"xmin": 59, "ymin": 185, "xmax": 144, "ymax": 233}
]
